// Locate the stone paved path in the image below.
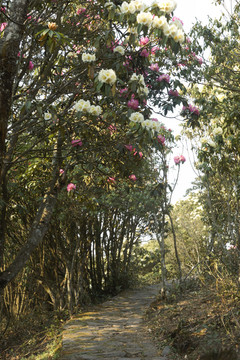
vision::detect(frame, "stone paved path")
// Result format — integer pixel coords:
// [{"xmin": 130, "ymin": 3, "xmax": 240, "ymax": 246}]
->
[{"xmin": 60, "ymin": 284, "xmax": 168, "ymax": 360}]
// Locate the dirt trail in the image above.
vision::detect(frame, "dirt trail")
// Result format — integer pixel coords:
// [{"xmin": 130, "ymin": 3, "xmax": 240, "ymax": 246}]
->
[{"xmin": 60, "ymin": 284, "xmax": 168, "ymax": 360}]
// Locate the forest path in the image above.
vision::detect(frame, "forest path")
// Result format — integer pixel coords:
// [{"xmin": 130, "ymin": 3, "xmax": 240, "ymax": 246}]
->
[{"xmin": 60, "ymin": 283, "xmax": 168, "ymax": 360}]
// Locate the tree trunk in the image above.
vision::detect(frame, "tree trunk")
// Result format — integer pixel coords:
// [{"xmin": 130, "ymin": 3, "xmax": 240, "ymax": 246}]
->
[{"xmin": 0, "ymin": 187, "xmax": 58, "ymax": 292}]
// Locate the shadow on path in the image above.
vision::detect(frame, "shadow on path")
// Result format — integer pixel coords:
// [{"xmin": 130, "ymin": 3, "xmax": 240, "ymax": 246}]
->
[{"xmin": 60, "ymin": 284, "xmax": 167, "ymax": 360}]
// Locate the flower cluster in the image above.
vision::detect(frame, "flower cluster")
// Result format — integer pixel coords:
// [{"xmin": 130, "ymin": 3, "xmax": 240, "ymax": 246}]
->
[
  {"xmin": 98, "ymin": 69, "xmax": 117, "ymax": 85},
  {"xmin": 182, "ymin": 104, "xmax": 200, "ymax": 116},
  {"xmin": 130, "ymin": 73, "xmax": 149, "ymax": 96},
  {"xmin": 174, "ymin": 155, "xmax": 186, "ymax": 165},
  {"xmin": 74, "ymin": 99, "xmax": 102, "ymax": 115},
  {"xmin": 153, "ymin": 0, "xmax": 177, "ymax": 13},
  {"xmin": 82, "ymin": 53, "xmax": 96, "ymax": 62},
  {"xmin": 135, "ymin": 2, "xmax": 185, "ymax": 43},
  {"xmin": 113, "ymin": 46, "xmax": 125, "ymax": 55},
  {"xmin": 120, "ymin": 0, "xmax": 146, "ymax": 14},
  {"xmin": 157, "ymin": 74, "xmax": 170, "ymax": 83}
]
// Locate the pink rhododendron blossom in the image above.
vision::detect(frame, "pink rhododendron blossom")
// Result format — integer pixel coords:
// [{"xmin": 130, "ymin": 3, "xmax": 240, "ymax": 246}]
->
[
  {"xmin": 139, "ymin": 36, "xmax": 149, "ymax": 46},
  {"xmin": 67, "ymin": 183, "xmax": 76, "ymax": 192},
  {"xmin": 168, "ymin": 89, "xmax": 179, "ymax": 97},
  {"xmin": 157, "ymin": 74, "xmax": 170, "ymax": 83},
  {"xmin": 138, "ymin": 152, "xmax": 143, "ymax": 158},
  {"xmin": 179, "ymin": 155, "xmax": 186, "ymax": 163},
  {"xmin": 107, "ymin": 177, "xmax": 116, "ymax": 184},
  {"xmin": 0, "ymin": 22, "xmax": 7, "ymax": 32},
  {"xmin": 157, "ymin": 135, "xmax": 165, "ymax": 145},
  {"xmin": 172, "ymin": 16, "xmax": 184, "ymax": 25},
  {"xmin": 150, "ymin": 63, "xmax": 159, "ymax": 72},
  {"xmin": 174, "ymin": 155, "xmax": 186, "ymax": 165},
  {"xmin": 28, "ymin": 61, "xmax": 34, "ymax": 71},
  {"xmin": 60, "ymin": 169, "xmax": 64, "ymax": 174},
  {"xmin": 174, "ymin": 156, "xmax": 180, "ymax": 165},
  {"xmin": 129, "ymin": 174, "xmax": 137, "ymax": 181},
  {"xmin": 119, "ymin": 87, "xmax": 128, "ymax": 95},
  {"xmin": 197, "ymin": 57, "xmax": 203, "ymax": 65},
  {"xmin": 151, "ymin": 118, "xmax": 158, "ymax": 122},
  {"xmin": 1, "ymin": 7, "xmax": 6, "ymax": 13},
  {"xmin": 182, "ymin": 104, "xmax": 200, "ymax": 116},
  {"xmin": 140, "ymin": 49, "xmax": 149, "ymax": 57},
  {"xmin": 71, "ymin": 139, "xmax": 83, "ymax": 147},
  {"xmin": 127, "ymin": 98, "xmax": 139, "ymax": 110},
  {"xmin": 77, "ymin": 8, "xmax": 86, "ymax": 14},
  {"xmin": 151, "ymin": 46, "xmax": 160, "ymax": 54},
  {"xmin": 125, "ymin": 144, "xmax": 133, "ymax": 152},
  {"xmin": 108, "ymin": 124, "xmax": 117, "ymax": 135}
]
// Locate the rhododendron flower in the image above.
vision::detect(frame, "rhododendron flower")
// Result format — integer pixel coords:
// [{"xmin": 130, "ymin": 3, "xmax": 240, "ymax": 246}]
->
[
  {"xmin": 108, "ymin": 124, "xmax": 117, "ymax": 135},
  {"xmin": 113, "ymin": 46, "xmax": 125, "ymax": 55},
  {"xmin": 152, "ymin": 118, "xmax": 158, "ymax": 122},
  {"xmin": 0, "ymin": 22, "xmax": 7, "ymax": 32},
  {"xmin": 157, "ymin": 134, "xmax": 165, "ymax": 145},
  {"xmin": 140, "ymin": 49, "xmax": 149, "ymax": 57},
  {"xmin": 71, "ymin": 139, "xmax": 83, "ymax": 147},
  {"xmin": 82, "ymin": 53, "xmax": 96, "ymax": 62},
  {"xmin": 107, "ymin": 177, "xmax": 116, "ymax": 184},
  {"xmin": 158, "ymin": 0, "xmax": 177, "ymax": 14},
  {"xmin": 157, "ymin": 74, "xmax": 170, "ymax": 83},
  {"xmin": 28, "ymin": 61, "xmax": 34, "ymax": 71},
  {"xmin": 44, "ymin": 112, "xmax": 52, "ymax": 120},
  {"xmin": 60, "ymin": 169, "xmax": 64, "ymax": 174},
  {"xmin": 125, "ymin": 144, "xmax": 133, "ymax": 152},
  {"xmin": 77, "ymin": 7, "xmax": 86, "ymax": 14},
  {"xmin": 168, "ymin": 89, "xmax": 179, "ymax": 97},
  {"xmin": 136, "ymin": 11, "xmax": 153, "ymax": 27},
  {"xmin": 98, "ymin": 69, "xmax": 117, "ymax": 85},
  {"xmin": 212, "ymin": 127, "xmax": 223, "ymax": 136},
  {"xmin": 174, "ymin": 156, "xmax": 180, "ymax": 164},
  {"xmin": 67, "ymin": 183, "xmax": 76, "ymax": 192},
  {"xmin": 150, "ymin": 63, "xmax": 159, "ymax": 71},
  {"xmin": 179, "ymin": 155, "xmax": 186, "ymax": 163},
  {"xmin": 138, "ymin": 152, "xmax": 143, "ymax": 158},
  {"xmin": 151, "ymin": 46, "xmax": 160, "ymax": 54},
  {"xmin": 152, "ymin": 15, "xmax": 167, "ymax": 29},
  {"xmin": 172, "ymin": 16, "xmax": 184, "ymax": 26},
  {"xmin": 74, "ymin": 99, "xmax": 91, "ymax": 112},
  {"xmin": 129, "ymin": 174, "xmax": 137, "ymax": 181},
  {"xmin": 129, "ymin": 112, "xmax": 144, "ymax": 123},
  {"xmin": 127, "ymin": 98, "xmax": 139, "ymax": 110},
  {"xmin": 174, "ymin": 155, "xmax": 186, "ymax": 165},
  {"xmin": 89, "ymin": 105, "xmax": 102, "ymax": 116},
  {"xmin": 120, "ymin": 87, "xmax": 128, "ymax": 94},
  {"xmin": 48, "ymin": 22, "xmax": 58, "ymax": 31},
  {"xmin": 139, "ymin": 36, "xmax": 149, "ymax": 46}
]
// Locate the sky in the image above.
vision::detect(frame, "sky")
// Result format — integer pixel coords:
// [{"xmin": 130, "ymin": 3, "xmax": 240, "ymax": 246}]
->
[{"xmin": 158, "ymin": 0, "xmax": 225, "ymax": 203}]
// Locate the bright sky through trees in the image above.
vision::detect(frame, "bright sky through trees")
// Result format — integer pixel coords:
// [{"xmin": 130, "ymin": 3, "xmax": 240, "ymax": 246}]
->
[{"xmin": 160, "ymin": 0, "xmax": 224, "ymax": 203}]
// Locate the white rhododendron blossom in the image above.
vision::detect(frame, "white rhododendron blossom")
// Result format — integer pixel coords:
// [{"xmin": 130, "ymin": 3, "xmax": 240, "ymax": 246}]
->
[
  {"xmin": 74, "ymin": 100, "xmax": 102, "ymax": 116},
  {"xmin": 89, "ymin": 105, "xmax": 103, "ymax": 116},
  {"xmin": 128, "ymin": 2, "xmax": 136, "ymax": 13},
  {"xmin": 173, "ymin": 30, "xmax": 185, "ymax": 43},
  {"xmin": 158, "ymin": 0, "xmax": 177, "ymax": 14},
  {"xmin": 132, "ymin": 0, "xmax": 146, "ymax": 12},
  {"xmin": 82, "ymin": 53, "xmax": 96, "ymax": 63},
  {"xmin": 152, "ymin": 15, "xmax": 167, "ymax": 29},
  {"xmin": 136, "ymin": 11, "xmax": 153, "ymax": 26},
  {"xmin": 74, "ymin": 99, "xmax": 91, "ymax": 112},
  {"xmin": 98, "ymin": 69, "xmax": 117, "ymax": 85},
  {"xmin": 212, "ymin": 127, "xmax": 223, "ymax": 136},
  {"xmin": 138, "ymin": 86, "xmax": 149, "ymax": 96},
  {"xmin": 120, "ymin": 1, "xmax": 130, "ymax": 13},
  {"xmin": 169, "ymin": 24, "xmax": 178, "ymax": 37},
  {"xmin": 130, "ymin": 73, "xmax": 139, "ymax": 81},
  {"xmin": 208, "ymin": 139, "xmax": 216, "ymax": 147},
  {"xmin": 44, "ymin": 112, "xmax": 52, "ymax": 120},
  {"xmin": 200, "ymin": 137, "xmax": 208, "ymax": 145},
  {"xmin": 129, "ymin": 112, "xmax": 144, "ymax": 123},
  {"xmin": 162, "ymin": 23, "xmax": 171, "ymax": 36},
  {"xmin": 113, "ymin": 46, "xmax": 125, "ymax": 55}
]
